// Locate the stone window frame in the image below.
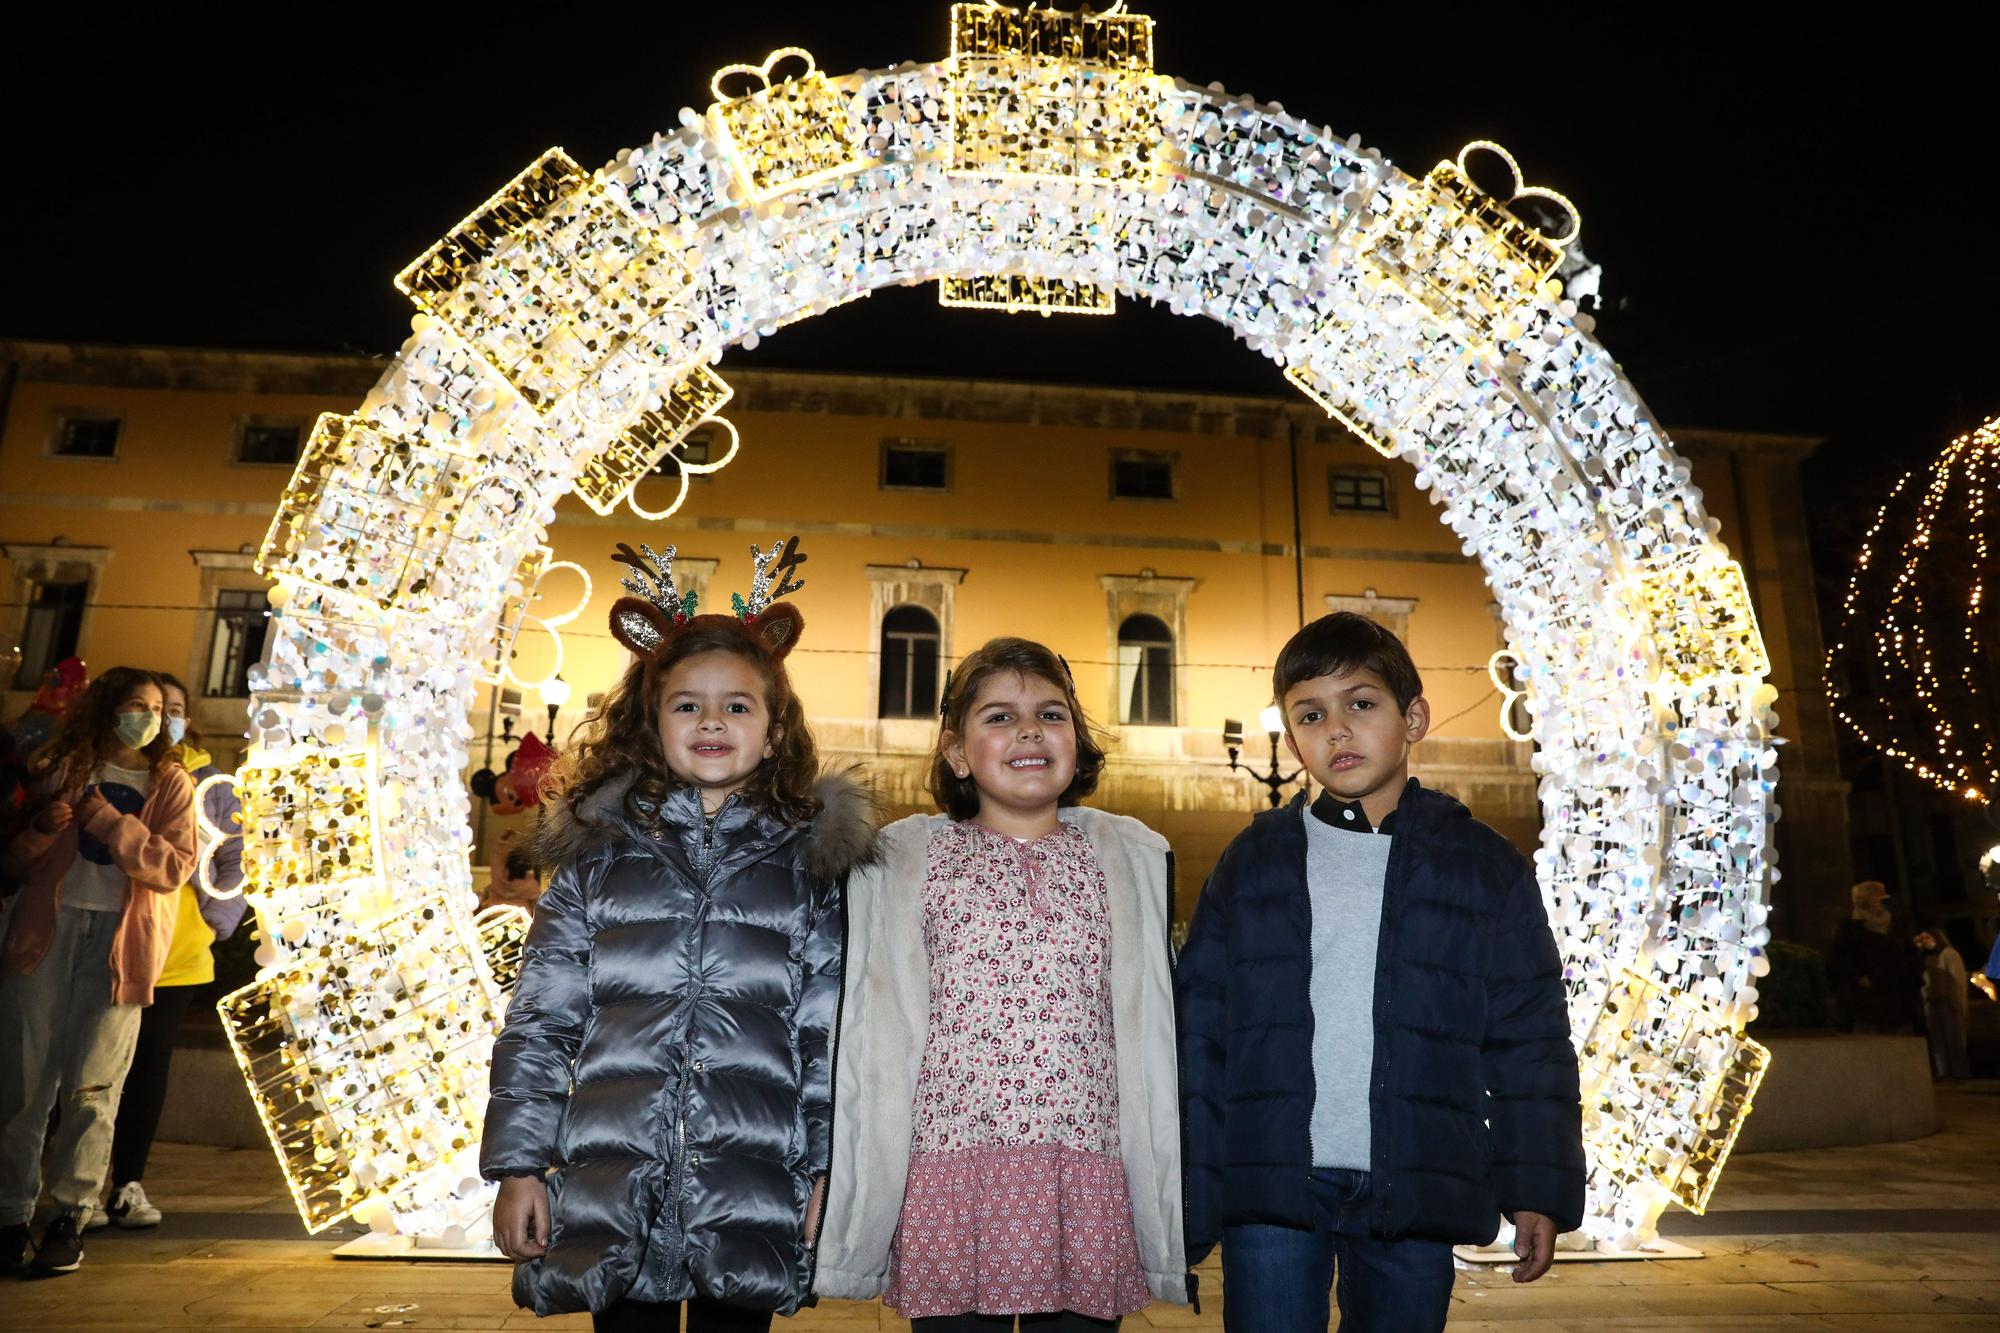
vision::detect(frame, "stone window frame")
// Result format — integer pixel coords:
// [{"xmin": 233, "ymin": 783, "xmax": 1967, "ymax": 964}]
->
[
  {"xmin": 3, "ymin": 541, "xmax": 111, "ymax": 690},
  {"xmin": 47, "ymin": 409, "xmax": 125, "ymax": 462},
  {"xmin": 230, "ymin": 414, "xmax": 311, "ymax": 469},
  {"xmin": 1100, "ymin": 571, "xmax": 1198, "ymax": 731},
  {"xmin": 1108, "ymin": 448, "xmax": 1179, "ymax": 503},
  {"xmin": 866, "ymin": 563, "xmax": 967, "ymax": 741},
  {"xmin": 1329, "ymin": 464, "xmax": 1396, "ymax": 517},
  {"xmin": 879, "ymin": 438, "xmax": 955, "ymax": 494},
  {"xmin": 1324, "ymin": 590, "xmax": 1418, "ymax": 643}
]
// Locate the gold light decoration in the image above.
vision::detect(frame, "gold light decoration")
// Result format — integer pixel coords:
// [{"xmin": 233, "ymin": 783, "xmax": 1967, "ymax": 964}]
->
[
  {"xmin": 220, "ymin": 897, "xmax": 499, "ymax": 1233},
  {"xmin": 1826, "ymin": 416, "xmax": 2000, "ymax": 802},
  {"xmin": 948, "ymin": 2, "xmax": 1159, "ymax": 183},
  {"xmin": 475, "ymin": 904, "xmax": 534, "ymax": 1000},
  {"xmin": 397, "ymin": 148, "xmax": 701, "ymax": 414},
  {"xmin": 1638, "ymin": 549, "xmax": 1771, "ymax": 686},
  {"xmin": 1578, "ymin": 970, "xmax": 1769, "ymax": 1216},
  {"xmin": 707, "ymin": 48, "xmax": 864, "ymax": 201},
  {"xmin": 570, "ymin": 364, "xmax": 734, "ymax": 515},
  {"xmin": 236, "ymin": 745, "xmax": 379, "ymax": 897},
  {"xmin": 938, "ymin": 273, "xmax": 1116, "ymax": 314},
  {"xmin": 255, "ymin": 413, "xmax": 516, "ymax": 617},
  {"xmin": 1369, "ymin": 141, "xmax": 1579, "ymax": 339}
]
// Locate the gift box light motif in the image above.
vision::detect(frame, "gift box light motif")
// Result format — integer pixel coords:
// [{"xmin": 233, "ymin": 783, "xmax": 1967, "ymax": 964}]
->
[{"xmin": 707, "ymin": 48, "xmax": 865, "ymax": 202}]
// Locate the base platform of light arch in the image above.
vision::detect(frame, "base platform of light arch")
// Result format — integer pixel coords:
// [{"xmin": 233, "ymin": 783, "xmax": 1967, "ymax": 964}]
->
[
  {"xmin": 1453, "ymin": 1235, "xmax": 1703, "ymax": 1266},
  {"xmin": 332, "ymin": 1232, "xmax": 511, "ymax": 1262}
]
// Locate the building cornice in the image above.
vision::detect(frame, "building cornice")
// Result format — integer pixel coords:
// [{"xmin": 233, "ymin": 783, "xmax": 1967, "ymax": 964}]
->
[{"xmin": 0, "ymin": 339, "xmax": 1824, "ymax": 455}]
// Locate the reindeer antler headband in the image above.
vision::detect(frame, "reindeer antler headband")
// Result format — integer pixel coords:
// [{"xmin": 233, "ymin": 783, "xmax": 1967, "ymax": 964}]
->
[{"xmin": 608, "ymin": 537, "xmax": 809, "ymax": 665}]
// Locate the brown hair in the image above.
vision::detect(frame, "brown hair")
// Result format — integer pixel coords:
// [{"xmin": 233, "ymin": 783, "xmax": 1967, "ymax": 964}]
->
[
  {"xmin": 928, "ymin": 637, "xmax": 1106, "ymax": 821},
  {"xmin": 154, "ymin": 671, "xmax": 205, "ymax": 753},
  {"xmin": 1273, "ymin": 612, "xmax": 1424, "ymax": 713},
  {"xmin": 27, "ymin": 665, "xmax": 174, "ymax": 791},
  {"xmin": 550, "ymin": 621, "xmax": 822, "ymax": 831}
]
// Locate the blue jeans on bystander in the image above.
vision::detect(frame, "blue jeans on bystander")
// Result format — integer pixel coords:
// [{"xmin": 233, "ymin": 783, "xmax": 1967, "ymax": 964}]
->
[{"xmin": 1220, "ymin": 1168, "xmax": 1454, "ymax": 1333}]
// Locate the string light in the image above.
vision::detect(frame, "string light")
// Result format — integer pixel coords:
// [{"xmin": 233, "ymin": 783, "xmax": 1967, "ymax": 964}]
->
[
  {"xmin": 1825, "ymin": 416, "xmax": 2000, "ymax": 801},
  {"xmin": 223, "ymin": 2, "xmax": 1778, "ymax": 1252}
]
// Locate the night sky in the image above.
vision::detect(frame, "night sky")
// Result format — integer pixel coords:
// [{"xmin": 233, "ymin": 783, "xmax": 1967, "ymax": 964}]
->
[{"xmin": 9, "ymin": 9, "xmax": 1992, "ymax": 519}]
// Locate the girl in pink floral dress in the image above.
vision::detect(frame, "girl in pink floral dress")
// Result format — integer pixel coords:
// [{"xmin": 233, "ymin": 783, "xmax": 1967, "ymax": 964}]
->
[{"xmin": 814, "ymin": 638, "xmax": 1190, "ymax": 1332}]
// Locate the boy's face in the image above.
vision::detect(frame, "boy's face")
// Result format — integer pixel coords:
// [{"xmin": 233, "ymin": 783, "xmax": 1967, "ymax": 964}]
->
[{"xmin": 1280, "ymin": 666, "xmax": 1430, "ymax": 813}]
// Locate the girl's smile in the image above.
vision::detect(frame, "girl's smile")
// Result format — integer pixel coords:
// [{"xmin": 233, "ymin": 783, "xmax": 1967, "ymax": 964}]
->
[{"xmin": 655, "ymin": 651, "xmax": 778, "ymax": 813}]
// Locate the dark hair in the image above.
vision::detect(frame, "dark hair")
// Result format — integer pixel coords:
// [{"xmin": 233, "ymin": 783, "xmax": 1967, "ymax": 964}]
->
[
  {"xmin": 1273, "ymin": 612, "xmax": 1424, "ymax": 713},
  {"xmin": 154, "ymin": 671, "xmax": 204, "ymax": 753},
  {"xmin": 27, "ymin": 665, "xmax": 174, "ymax": 790},
  {"xmin": 550, "ymin": 622, "xmax": 822, "ymax": 831},
  {"xmin": 928, "ymin": 637, "xmax": 1105, "ymax": 821}
]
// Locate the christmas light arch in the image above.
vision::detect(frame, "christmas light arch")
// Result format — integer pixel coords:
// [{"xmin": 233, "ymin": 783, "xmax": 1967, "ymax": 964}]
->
[{"xmin": 224, "ymin": 3, "xmax": 1780, "ymax": 1254}]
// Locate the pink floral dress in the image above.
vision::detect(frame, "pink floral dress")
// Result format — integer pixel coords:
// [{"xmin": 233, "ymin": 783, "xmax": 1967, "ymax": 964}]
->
[{"xmin": 884, "ymin": 820, "xmax": 1153, "ymax": 1320}]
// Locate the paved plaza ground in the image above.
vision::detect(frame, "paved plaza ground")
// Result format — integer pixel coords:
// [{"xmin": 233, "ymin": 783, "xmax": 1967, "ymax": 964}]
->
[{"xmin": 6, "ymin": 1084, "xmax": 1997, "ymax": 1331}]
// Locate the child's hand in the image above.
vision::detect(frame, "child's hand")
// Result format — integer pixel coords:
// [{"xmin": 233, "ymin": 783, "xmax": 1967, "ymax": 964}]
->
[
  {"xmin": 74, "ymin": 788, "xmax": 110, "ymax": 826},
  {"xmin": 1511, "ymin": 1210, "xmax": 1557, "ymax": 1283},
  {"xmin": 35, "ymin": 800, "xmax": 73, "ymax": 834},
  {"xmin": 492, "ymin": 1175, "xmax": 552, "ymax": 1260},
  {"xmin": 804, "ymin": 1176, "xmax": 826, "ymax": 1249}
]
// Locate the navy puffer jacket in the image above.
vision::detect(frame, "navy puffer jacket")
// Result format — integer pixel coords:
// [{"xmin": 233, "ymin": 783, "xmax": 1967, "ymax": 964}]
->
[
  {"xmin": 480, "ymin": 768, "xmax": 875, "ymax": 1316},
  {"xmin": 1177, "ymin": 780, "xmax": 1583, "ymax": 1257}
]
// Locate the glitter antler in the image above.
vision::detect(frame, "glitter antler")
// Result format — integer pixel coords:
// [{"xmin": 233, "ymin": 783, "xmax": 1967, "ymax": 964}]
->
[
  {"xmin": 611, "ymin": 542, "xmax": 698, "ymax": 624},
  {"xmin": 736, "ymin": 536, "xmax": 807, "ymax": 620}
]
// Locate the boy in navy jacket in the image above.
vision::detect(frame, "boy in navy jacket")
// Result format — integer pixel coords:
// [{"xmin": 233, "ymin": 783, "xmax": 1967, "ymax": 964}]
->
[{"xmin": 1177, "ymin": 613, "xmax": 1584, "ymax": 1332}]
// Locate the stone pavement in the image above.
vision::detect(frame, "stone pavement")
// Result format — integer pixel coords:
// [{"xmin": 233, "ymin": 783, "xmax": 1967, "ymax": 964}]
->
[{"xmin": 6, "ymin": 1084, "xmax": 1998, "ymax": 1332}]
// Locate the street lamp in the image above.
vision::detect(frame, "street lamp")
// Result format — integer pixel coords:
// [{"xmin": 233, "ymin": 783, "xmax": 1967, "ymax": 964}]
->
[
  {"xmin": 1224, "ymin": 705, "xmax": 1305, "ymax": 808},
  {"xmin": 540, "ymin": 676, "xmax": 572, "ymax": 745}
]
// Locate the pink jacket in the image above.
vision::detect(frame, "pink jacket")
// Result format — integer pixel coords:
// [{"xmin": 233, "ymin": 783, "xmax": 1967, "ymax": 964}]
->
[{"xmin": 4, "ymin": 762, "xmax": 197, "ymax": 1006}]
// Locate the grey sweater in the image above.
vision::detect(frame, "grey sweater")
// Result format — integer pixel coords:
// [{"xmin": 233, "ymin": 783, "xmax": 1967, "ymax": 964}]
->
[{"xmin": 1303, "ymin": 804, "xmax": 1392, "ymax": 1170}]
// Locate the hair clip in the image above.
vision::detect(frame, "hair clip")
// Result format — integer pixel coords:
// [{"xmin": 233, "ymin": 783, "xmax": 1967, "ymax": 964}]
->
[
  {"xmin": 939, "ymin": 667, "xmax": 954, "ymax": 717},
  {"xmin": 1056, "ymin": 654, "xmax": 1077, "ymax": 691}
]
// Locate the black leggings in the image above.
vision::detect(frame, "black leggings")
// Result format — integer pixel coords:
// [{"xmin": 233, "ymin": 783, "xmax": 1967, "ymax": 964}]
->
[
  {"xmin": 912, "ymin": 1315, "xmax": 1121, "ymax": 1332},
  {"xmin": 592, "ymin": 1298, "xmax": 772, "ymax": 1333},
  {"xmin": 109, "ymin": 983, "xmax": 199, "ymax": 1188}
]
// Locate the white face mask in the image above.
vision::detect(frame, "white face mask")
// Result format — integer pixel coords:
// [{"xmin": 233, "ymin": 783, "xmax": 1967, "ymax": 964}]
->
[
  {"xmin": 166, "ymin": 716, "xmax": 188, "ymax": 746},
  {"xmin": 115, "ymin": 711, "xmax": 161, "ymax": 750}
]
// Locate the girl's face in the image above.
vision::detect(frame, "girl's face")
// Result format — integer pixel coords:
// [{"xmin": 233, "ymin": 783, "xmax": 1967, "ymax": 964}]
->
[
  {"xmin": 163, "ymin": 683, "xmax": 188, "ymax": 723},
  {"xmin": 111, "ymin": 681, "xmax": 165, "ymax": 754},
  {"xmin": 655, "ymin": 650, "xmax": 778, "ymax": 813},
  {"xmin": 946, "ymin": 670, "xmax": 1077, "ymax": 825}
]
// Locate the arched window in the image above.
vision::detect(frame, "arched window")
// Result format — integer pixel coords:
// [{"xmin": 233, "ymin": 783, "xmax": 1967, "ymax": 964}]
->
[
  {"xmin": 879, "ymin": 604, "xmax": 942, "ymax": 719},
  {"xmin": 1117, "ymin": 613, "xmax": 1175, "ymax": 726}
]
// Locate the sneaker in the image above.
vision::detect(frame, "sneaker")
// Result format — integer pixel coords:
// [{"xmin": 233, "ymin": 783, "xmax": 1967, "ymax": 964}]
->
[
  {"xmin": 1, "ymin": 1221, "xmax": 27, "ymax": 1270},
  {"xmin": 106, "ymin": 1181, "xmax": 162, "ymax": 1229},
  {"xmin": 82, "ymin": 1203, "xmax": 109, "ymax": 1232},
  {"xmin": 28, "ymin": 1212, "xmax": 83, "ymax": 1276}
]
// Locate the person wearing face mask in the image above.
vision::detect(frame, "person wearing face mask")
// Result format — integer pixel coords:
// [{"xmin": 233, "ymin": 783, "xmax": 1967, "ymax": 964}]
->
[
  {"xmin": 0, "ymin": 667, "xmax": 195, "ymax": 1278},
  {"xmin": 76, "ymin": 674, "xmax": 247, "ymax": 1232}
]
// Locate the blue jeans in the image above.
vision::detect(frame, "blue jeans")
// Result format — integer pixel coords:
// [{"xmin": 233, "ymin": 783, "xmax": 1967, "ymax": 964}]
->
[
  {"xmin": 0, "ymin": 906, "xmax": 144, "ymax": 1223},
  {"xmin": 1221, "ymin": 1169, "xmax": 1453, "ymax": 1333}
]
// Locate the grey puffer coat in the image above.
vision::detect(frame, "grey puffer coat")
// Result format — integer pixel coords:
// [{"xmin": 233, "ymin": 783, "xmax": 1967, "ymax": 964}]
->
[{"xmin": 480, "ymin": 768, "xmax": 875, "ymax": 1316}]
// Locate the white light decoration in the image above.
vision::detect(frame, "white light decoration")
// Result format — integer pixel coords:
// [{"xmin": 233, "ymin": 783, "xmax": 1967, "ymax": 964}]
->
[{"xmin": 230, "ymin": 4, "xmax": 1779, "ymax": 1252}]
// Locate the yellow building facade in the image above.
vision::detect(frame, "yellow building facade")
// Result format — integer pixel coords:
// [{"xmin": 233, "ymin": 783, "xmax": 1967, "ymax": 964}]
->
[{"xmin": 0, "ymin": 340, "xmax": 1852, "ymax": 934}]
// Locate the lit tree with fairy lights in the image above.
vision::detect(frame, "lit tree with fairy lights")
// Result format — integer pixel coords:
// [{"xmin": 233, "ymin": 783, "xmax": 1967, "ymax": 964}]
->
[{"xmin": 1825, "ymin": 416, "xmax": 2000, "ymax": 803}]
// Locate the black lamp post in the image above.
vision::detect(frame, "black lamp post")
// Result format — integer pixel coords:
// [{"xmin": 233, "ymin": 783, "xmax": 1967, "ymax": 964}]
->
[
  {"xmin": 1225, "ymin": 706, "xmax": 1305, "ymax": 808},
  {"xmin": 540, "ymin": 676, "xmax": 571, "ymax": 746}
]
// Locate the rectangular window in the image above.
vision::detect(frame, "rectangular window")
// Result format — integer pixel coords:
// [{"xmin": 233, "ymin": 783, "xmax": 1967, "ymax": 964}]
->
[
  {"xmin": 1111, "ymin": 452, "xmax": 1176, "ymax": 501},
  {"xmin": 1117, "ymin": 641, "xmax": 1175, "ymax": 725},
  {"xmin": 13, "ymin": 581, "xmax": 87, "ymax": 688},
  {"xmin": 54, "ymin": 416, "xmax": 120, "ymax": 459},
  {"xmin": 881, "ymin": 440, "xmax": 951, "ymax": 491},
  {"xmin": 1330, "ymin": 468, "xmax": 1392, "ymax": 514},
  {"xmin": 204, "ymin": 588, "xmax": 271, "ymax": 697},
  {"xmin": 651, "ymin": 433, "xmax": 714, "ymax": 478},
  {"xmin": 237, "ymin": 423, "xmax": 302, "ymax": 466}
]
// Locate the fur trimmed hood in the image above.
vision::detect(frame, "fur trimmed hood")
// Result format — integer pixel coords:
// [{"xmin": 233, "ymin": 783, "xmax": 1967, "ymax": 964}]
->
[{"xmin": 530, "ymin": 764, "xmax": 878, "ymax": 882}]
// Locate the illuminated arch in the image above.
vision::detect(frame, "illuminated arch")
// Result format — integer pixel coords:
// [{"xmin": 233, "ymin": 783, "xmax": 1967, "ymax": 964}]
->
[{"xmin": 226, "ymin": 4, "xmax": 1778, "ymax": 1251}]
